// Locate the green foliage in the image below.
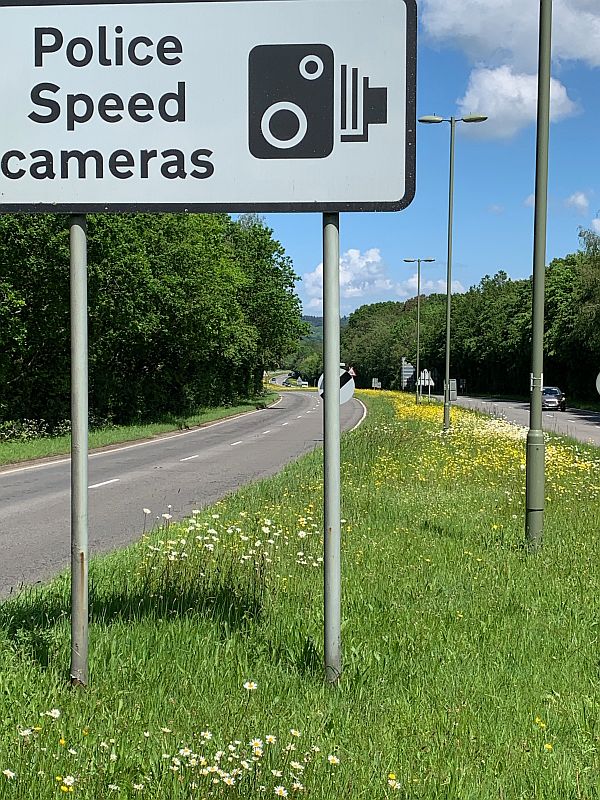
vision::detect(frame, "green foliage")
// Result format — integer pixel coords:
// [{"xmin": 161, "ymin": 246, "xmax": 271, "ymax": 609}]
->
[
  {"xmin": 340, "ymin": 229, "xmax": 600, "ymax": 400},
  {"xmin": 0, "ymin": 213, "xmax": 305, "ymax": 425}
]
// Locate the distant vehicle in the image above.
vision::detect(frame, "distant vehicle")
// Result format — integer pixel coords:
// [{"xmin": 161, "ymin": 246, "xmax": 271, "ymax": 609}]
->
[
  {"xmin": 282, "ymin": 379, "xmax": 292, "ymax": 387},
  {"xmin": 541, "ymin": 386, "xmax": 566, "ymax": 411},
  {"xmin": 298, "ymin": 380, "xmax": 309, "ymax": 387},
  {"xmin": 270, "ymin": 377, "xmax": 278, "ymax": 383}
]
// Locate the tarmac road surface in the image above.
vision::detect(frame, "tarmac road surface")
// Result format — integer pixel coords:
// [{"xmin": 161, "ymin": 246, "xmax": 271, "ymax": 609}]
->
[{"xmin": 0, "ymin": 391, "xmax": 364, "ymax": 596}]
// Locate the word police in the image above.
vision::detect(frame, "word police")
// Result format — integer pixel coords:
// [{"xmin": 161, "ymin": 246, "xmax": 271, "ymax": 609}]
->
[
  {"xmin": 31, "ymin": 27, "xmax": 186, "ymax": 131},
  {"xmin": 1, "ymin": 26, "xmax": 215, "ymax": 182}
]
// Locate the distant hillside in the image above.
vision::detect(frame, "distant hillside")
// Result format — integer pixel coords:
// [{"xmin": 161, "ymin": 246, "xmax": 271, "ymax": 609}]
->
[{"xmin": 302, "ymin": 315, "xmax": 347, "ymax": 343}]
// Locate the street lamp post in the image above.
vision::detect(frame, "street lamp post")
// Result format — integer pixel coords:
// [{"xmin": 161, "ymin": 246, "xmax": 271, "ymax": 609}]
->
[
  {"xmin": 418, "ymin": 113, "xmax": 487, "ymax": 429},
  {"xmin": 404, "ymin": 257, "xmax": 435, "ymax": 403},
  {"xmin": 526, "ymin": 0, "xmax": 553, "ymax": 552}
]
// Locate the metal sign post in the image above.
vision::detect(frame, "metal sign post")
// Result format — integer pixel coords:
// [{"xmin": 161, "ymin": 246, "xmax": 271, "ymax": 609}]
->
[
  {"xmin": 69, "ymin": 215, "xmax": 89, "ymax": 686},
  {"xmin": 323, "ymin": 212, "xmax": 341, "ymax": 683}
]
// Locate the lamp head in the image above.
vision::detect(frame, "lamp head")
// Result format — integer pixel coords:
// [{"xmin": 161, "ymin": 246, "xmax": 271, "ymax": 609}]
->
[
  {"xmin": 403, "ymin": 258, "xmax": 416, "ymax": 263},
  {"xmin": 461, "ymin": 114, "xmax": 488, "ymax": 123},
  {"xmin": 418, "ymin": 115, "xmax": 444, "ymax": 124}
]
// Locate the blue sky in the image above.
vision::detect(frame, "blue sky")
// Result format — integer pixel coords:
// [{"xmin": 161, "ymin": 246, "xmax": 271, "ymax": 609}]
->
[{"xmin": 259, "ymin": 0, "xmax": 600, "ymax": 316}]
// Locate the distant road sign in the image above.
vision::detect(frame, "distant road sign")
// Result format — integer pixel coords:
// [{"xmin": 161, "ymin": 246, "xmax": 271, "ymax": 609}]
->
[
  {"xmin": 418, "ymin": 369, "xmax": 434, "ymax": 387},
  {"xmin": 371, "ymin": 377, "xmax": 381, "ymax": 389},
  {"xmin": 318, "ymin": 368, "xmax": 355, "ymax": 405},
  {"xmin": 0, "ymin": 0, "xmax": 416, "ymax": 212}
]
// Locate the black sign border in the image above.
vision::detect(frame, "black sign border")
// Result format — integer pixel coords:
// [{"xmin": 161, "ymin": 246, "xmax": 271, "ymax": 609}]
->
[{"xmin": 0, "ymin": 0, "xmax": 416, "ymax": 213}]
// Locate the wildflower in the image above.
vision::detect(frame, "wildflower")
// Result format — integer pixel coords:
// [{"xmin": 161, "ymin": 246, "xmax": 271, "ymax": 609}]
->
[
  {"xmin": 107, "ymin": 785, "xmax": 119, "ymax": 791},
  {"xmin": 2, "ymin": 770, "xmax": 15, "ymax": 779},
  {"xmin": 271, "ymin": 770, "xmax": 283, "ymax": 777},
  {"xmin": 67, "ymin": 748, "xmax": 77, "ymax": 755},
  {"xmin": 133, "ymin": 784, "xmax": 144, "ymax": 790},
  {"xmin": 265, "ymin": 735, "xmax": 276, "ymax": 745},
  {"xmin": 544, "ymin": 743, "xmax": 554, "ymax": 751},
  {"xmin": 18, "ymin": 728, "xmax": 33, "ymax": 737},
  {"xmin": 160, "ymin": 727, "xmax": 171, "ymax": 734},
  {"xmin": 46, "ymin": 709, "xmax": 61, "ymax": 719},
  {"xmin": 223, "ymin": 776, "xmax": 235, "ymax": 786},
  {"xmin": 274, "ymin": 787, "xmax": 288, "ymax": 797},
  {"xmin": 60, "ymin": 786, "xmax": 74, "ymax": 793},
  {"xmin": 162, "ymin": 513, "xmax": 173, "ymax": 521},
  {"xmin": 243, "ymin": 681, "xmax": 258, "ymax": 691},
  {"xmin": 59, "ymin": 738, "xmax": 66, "ymax": 746},
  {"xmin": 290, "ymin": 730, "xmax": 301, "ymax": 738},
  {"xmin": 143, "ymin": 732, "xmax": 150, "ymax": 738},
  {"xmin": 292, "ymin": 782, "xmax": 304, "ymax": 792},
  {"xmin": 143, "ymin": 508, "xmax": 151, "ymax": 515},
  {"xmin": 290, "ymin": 761, "xmax": 304, "ymax": 772},
  {"xmin": 179, "ymin": 747, "xmax": 192, "ymax": 757},
  {"xmin": 327, "ymin": 754, "xmax": 340, "ymax": 765},
  {"xmin": 250, "ymin": 738, "xmax": 263, "ymax": 749}
]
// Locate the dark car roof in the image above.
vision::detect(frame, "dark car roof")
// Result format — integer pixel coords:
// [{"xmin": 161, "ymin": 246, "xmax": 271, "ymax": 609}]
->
[{"xmin": 542, "ymin": 386, "xmax": 562, "ymax": 393}]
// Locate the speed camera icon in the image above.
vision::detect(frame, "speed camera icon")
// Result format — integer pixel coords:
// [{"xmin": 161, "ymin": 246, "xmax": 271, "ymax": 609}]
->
[{"xmin": 248, "ymin": 43, "xmax": 387, "ymax": 159}]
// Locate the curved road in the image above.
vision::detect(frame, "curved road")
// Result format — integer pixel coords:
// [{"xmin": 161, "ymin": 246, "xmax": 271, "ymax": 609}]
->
[
  {"xmin": 0, "ymin": 392, "xmax": 364, "ymax": 596},
  {"xmin": 456, "ymin": 396, "xmax": 600, "ymax": 446}
]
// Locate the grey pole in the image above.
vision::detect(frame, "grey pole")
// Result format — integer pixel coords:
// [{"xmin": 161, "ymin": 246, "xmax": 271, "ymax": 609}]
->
[
  {"xmin": 443, "ymin": 118, "xmax": 456, "ymax": 430},
  {"xmin": 323, "ymin": 212, "xmax": 341, "ymax": 683},
  {"xmin": 416, "ymin": 258, "xmax": 421, "ymax": 404},
  {"xmin": 526, "ymin": 0, "xmax": 552, "ymax": 551},
  {"xmin": 69, "ymin": 215, "xmax": 89, "ymax": 686}
]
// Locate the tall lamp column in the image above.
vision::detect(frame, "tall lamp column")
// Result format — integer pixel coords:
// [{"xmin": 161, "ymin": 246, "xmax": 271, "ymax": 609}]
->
[
  {"xmin": 404, "ymin": 257, "xmax": 435, "ymax": 403},
  {"xmin": 418, "ymin": 113, "xmax": 487, "ymax": 429}
]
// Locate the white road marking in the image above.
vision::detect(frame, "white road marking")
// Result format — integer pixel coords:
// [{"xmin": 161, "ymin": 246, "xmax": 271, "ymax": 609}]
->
[
  {"xmin": 262, "ymin": 430, "xmax": 271, "ymax": 434},
  {"xmin": 297, "ymin": 415, "xmax": 302, "ymax": 418},
  {"xmin": 88, "ymin": 478, "xmax": 120, "ymax": 489},
  {"xmin": 282, "ymin": 422, "xmax": 289, "ymax": 426},
  {"xmin": 230, "ymin": 441, "xmax": 243, "ymax": 446},
  {"xmin": 180, "ymin": 454, "xmax": 200, "ymax": 462}
]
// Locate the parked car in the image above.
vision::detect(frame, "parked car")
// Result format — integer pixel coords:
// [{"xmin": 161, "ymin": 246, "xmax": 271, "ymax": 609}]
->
[
  {"xmin": 282, "ymin": 379, "xmax": 292, "ymax": 387},
  {"xmin": 297, "ymin": 380, "xmax": 309, "ymax": 387},
  {"xmin": 541, "ymin": 386, "xmax": 566, "ymax": 411}
]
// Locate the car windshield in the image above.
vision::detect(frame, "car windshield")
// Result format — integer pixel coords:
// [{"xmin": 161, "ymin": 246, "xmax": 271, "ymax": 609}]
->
[{"xmin": 542, "ymin": 388, "xmax": 561, "ymax": 396}]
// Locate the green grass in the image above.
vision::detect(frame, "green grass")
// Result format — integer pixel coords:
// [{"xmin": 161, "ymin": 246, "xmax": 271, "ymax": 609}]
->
[
  {"xmin": 0, "ymin": 391, "xmax": 599, "ymax": 799},
  {"xmin": 0, "ymin": 393, "xmax": 278, "ymax": 468}
]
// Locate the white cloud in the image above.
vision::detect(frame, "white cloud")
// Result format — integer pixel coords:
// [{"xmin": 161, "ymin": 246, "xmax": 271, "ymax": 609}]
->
[
  {"xmin": 421, "ymin": 0, "xmax": 600, "ymax": 71},
  {"xmin": 488, "ymin": 204, "xmax": 505, "ymax": 215},
  {"xmin": 302, "ymin": 249, "xmax": 464, "ymax": 314},
  {"xmin": 565, "ymin": 191, "xmax": 589, "ymax": 213},
  {"xmin": 524, "ymin": 194, "xmax": 535, "ymax": 207},
  {"xmin": 592, "ymin": 218, "xmax": 600, "ymax": 234},
  {"xmin": 457, "ymin": 66, "xmax": 577, "ymax": 138}
]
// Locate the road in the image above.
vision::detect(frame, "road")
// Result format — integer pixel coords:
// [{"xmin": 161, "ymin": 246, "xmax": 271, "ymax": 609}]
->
[
  {"xmin": 455, "ymin": 396, "xmax": 600, "ymax": 446},
  {"xmin": 0, "ymin": 391, "xmax": 364, "ymax": 596}
]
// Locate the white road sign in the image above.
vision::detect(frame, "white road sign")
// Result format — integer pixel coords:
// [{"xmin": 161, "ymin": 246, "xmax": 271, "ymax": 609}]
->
[
  {"xmin": 318, "ymin": 368, "xmax": 355, "ymax": 405},
  {"xmin": 418, "ymin": 369, "xmax": 434, "ymax": 387},
  {"xmin": 0, "ymin": 0, "xmax": 416, "ymax": 212}
]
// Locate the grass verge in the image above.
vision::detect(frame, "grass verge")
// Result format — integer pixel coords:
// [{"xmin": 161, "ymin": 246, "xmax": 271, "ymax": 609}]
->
[
  {"xmin": 0, "ymin": 391, "xmax": 599, "ymax": 798},
  {"xmin": 0, "ymin": 393, "xmax": 278, "ymax": 468}
]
